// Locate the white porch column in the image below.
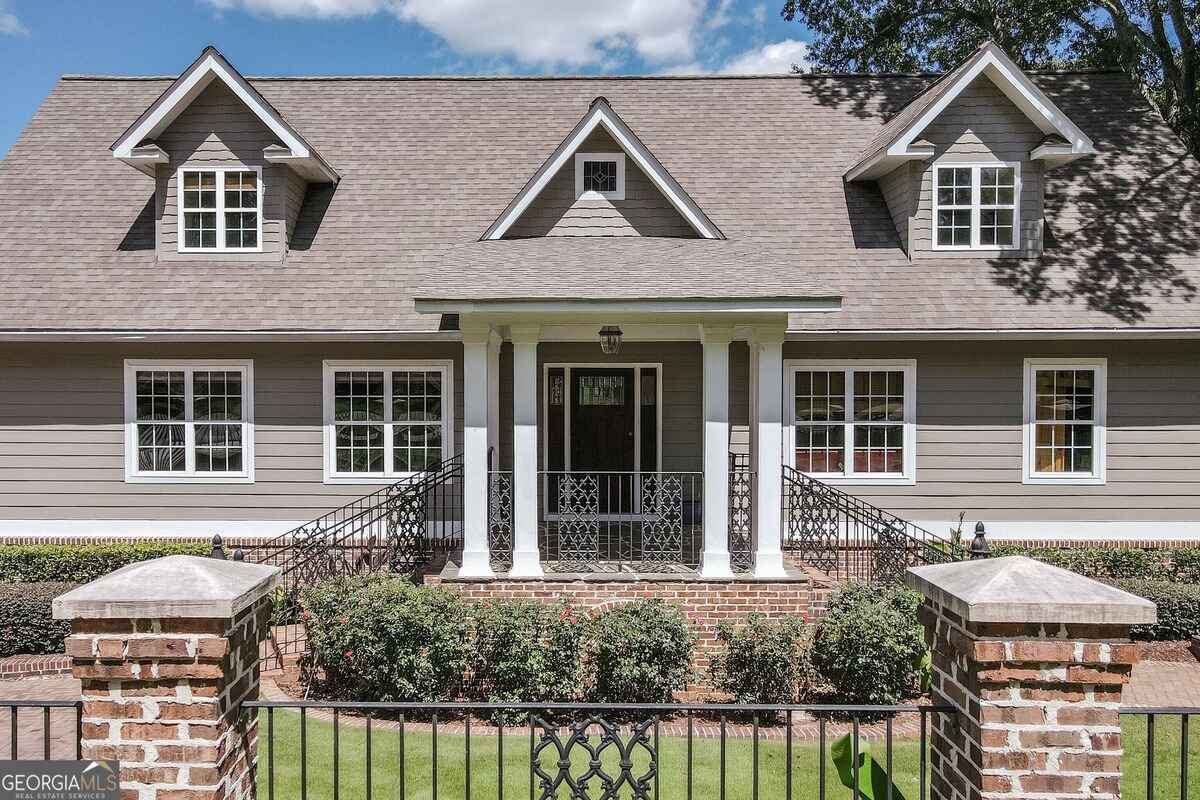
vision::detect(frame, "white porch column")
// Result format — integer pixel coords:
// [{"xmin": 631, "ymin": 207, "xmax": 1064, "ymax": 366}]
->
[
  {"xmin": 459, "ymin": 326, "xmax": 495, "ymax": 578},
  {"xmin": 486, "ymin": 331, "xmax": 501, "ymax": 467},
  {"xmin": 509, "ymin": 325, "xmax": 544, "ymax": 577},
  {"xmin": 751, "ymin": 325, "xmax": 787, "ymax": 578},
  {"xmin": 700, "ymin": 325, "xmax": 735, "ymax": 578}
]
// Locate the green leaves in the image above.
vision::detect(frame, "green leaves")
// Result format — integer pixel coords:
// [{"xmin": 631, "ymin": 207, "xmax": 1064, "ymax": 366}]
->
[
  {"xmin": 831, "ymin": 733, "xmax": 909, "ymax": 800},
  {"xmin": 0, "ymin": 542, "xmax": 209, "ymax": 583},
  {"xmin": 588, "ymin": 600, "xmax": 694, "ymax": 704},
  {"xmin": 709, "ymin": 613, "xmax": 814, "ymax": 706}
]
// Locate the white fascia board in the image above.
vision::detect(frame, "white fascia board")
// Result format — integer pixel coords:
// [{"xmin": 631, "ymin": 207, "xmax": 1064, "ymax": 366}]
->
[
  {"xmin": 414, "ymin": 297, "xmax": 841, "ymax": 315},
  {"xmin": 786, "ymin": 327, "xmax": 1200, "ymax": 340},
  {"xmin": 485, "ymin": 103, "xmax": 721, "ymax": 240},
  {"xmin": 888, "ymin": 46, "xmax": 1094, "ymax": 160},
  {"xmin": 844, "ymin": 143, "xmax": 934, "ymax": 182}
]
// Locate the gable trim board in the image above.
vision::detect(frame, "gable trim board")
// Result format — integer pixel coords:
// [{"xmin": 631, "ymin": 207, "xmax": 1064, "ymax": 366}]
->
[
  {"xmin": 845, "ymin": 42, "xmax": 1096, "ymax": 182},
  {"xmin": 111, "ymin": 46, "xmax": 339, "ymax": 183},
  {"xmin": 483, "ymin": 97, "xmax": 723, "ymax": 240}
]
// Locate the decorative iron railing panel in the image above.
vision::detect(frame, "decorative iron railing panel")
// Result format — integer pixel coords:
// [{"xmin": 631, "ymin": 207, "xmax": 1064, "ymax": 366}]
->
[
  {"xmin": 487, "ymin": 470, "xmax": 513, "ymax": 571},
  {"xmin": 248, "ymin": 698, "xmax": 957, "ymax": 800},
  {"xmin": 254, "ymin": 454, "xmax": 463, "ymax": 671},
  {"xmin": 781, "ymin": 464, "xmax": 965, "ymax": 582},
  {"xmin": 728, "ymin": 453, "xmax": 754, "ymax": 573},
  {"xmin": 539, "ymin": 471, "xmax": 703, "ymax": 573}
]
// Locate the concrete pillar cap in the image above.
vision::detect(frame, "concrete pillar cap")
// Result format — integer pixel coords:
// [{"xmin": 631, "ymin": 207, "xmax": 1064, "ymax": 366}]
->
[
  {"xmin": 53, "ymin": 555, "xmax": 281, "ymax": 620},
  {"xmin": 905, "ymin": 555, "xmax": 1157, "ymax": 625}
]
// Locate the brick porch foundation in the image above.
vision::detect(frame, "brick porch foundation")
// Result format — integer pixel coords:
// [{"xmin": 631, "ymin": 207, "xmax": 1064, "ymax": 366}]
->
[{"xmin": 429, "ymin": 566, "xmax": 814, "ymax": 675}]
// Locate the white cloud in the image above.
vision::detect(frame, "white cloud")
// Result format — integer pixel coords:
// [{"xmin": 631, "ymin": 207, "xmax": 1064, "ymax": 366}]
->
[
  {"xmin": 751, "ymin": 3, "xmax": 766, "ymax": 25},
  {"xmin": 706, "ymin": 0, "xmax": 734, "ymax": 30},
  {"xmin": 0, "ymin": 1, "xmax": 28, "ymax": 35},
  {"xmin": 204, "ymin": 0, "xmax": 709, "ymax": 67},
  {"xmin": 719, "ymin": 38, "xmax": 809, "ymax": 74}
]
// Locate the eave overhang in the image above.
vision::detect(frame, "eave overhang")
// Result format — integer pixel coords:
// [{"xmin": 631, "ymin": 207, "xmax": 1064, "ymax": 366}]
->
[
  {"xmin": 845, "ymin": 41, "xmax": 1096, "ymax": 182},
  {"xmin": 111, "ymin": 46, "xmax": 339, "ymax": 183}
]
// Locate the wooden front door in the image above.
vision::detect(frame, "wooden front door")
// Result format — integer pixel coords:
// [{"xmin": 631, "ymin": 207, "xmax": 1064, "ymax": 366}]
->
[{"xmin": 569, "ymin": 368, "xmax": 636, "ymax": 472}]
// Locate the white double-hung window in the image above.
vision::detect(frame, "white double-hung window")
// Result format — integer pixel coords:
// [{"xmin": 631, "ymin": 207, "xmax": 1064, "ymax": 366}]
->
[
  {"xmin": 1023, "ymin": 358, "xmax": 1107, "ymax": 484},
  {"xmin": 123, "ymin": 360, "xmax": 254, "ymax": 482},
  {"xmin": 177, "ymin": 167, "xmax": 262, "ymax": 253},
  {"xmin": 322, "ymin": 360, "xmax": 454, "ymax": 482},
  {"xmin": 933, "ymin": 163, "xmax": 1020, "ymax": 249},
  {"xmin": 785, "ymin": 360, "xmax": 917, "ymax": 485}
]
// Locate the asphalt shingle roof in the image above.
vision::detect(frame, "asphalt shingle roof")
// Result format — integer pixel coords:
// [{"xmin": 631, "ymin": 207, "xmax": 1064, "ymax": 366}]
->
[{"xmin": 0, "ymin": 69, "xmax": 1196, "ymax": 333}]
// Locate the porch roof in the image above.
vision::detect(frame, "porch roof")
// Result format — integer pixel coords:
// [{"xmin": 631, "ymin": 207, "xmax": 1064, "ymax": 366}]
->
[{"xmin": 415, "ymin": 238, "xmax": 840, "ymax": 308}]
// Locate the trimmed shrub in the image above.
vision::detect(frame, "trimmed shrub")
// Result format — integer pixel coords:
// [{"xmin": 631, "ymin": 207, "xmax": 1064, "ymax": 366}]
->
[
  {"xmin": 1169, "ymin": 550, "xmax": 1200, "ymax": 584},
  {"xmin": 471, "ymin": 599, "xmax": 584, "ymax": 705},
  {"xmin": 0, "ymin": 542, "xmax": 210, "ymax": 584},
  {"xmin": 302, "ymin": 576, "xmax": 471, "ymax": 702},
  {"xmin": 0, "ymin": 582, "xmax": 76, "ymax": 657},
  {"xmin": 709, "ymin": 613, "xmax": 813, "ymax": 705},
  {"xmin": 587, "ymin": 600, "xmax": 693, "ymax": 704},
  {"xmin": 809, "ymin": 582, "xmax": 926, "ymax": 706},
  {"xmin": 1117, "ymin": 579, "xmax": 1200, "ymax": 641}
]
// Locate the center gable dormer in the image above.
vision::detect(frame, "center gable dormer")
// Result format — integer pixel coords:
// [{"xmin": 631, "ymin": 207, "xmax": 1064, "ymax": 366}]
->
[
  {"xmin": 483, "ymin": 97, "xmax": 723, "ymax": 240},
  {"xmin": 110, "ymin": 46, "xmax": 338, "ymax": 263},
  {"xmin": 846, "ymin": 41, "xmax": 1096, "ymax": 259}
]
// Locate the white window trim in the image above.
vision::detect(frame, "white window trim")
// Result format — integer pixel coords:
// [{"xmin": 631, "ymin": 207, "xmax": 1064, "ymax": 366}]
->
[
  {"xmin": 783, "ymin": 359, "xmax": 918, "ymax": 486},
  {"xmin": 322, "ymin": 359, "xmax": 455, "ymax": 485},
  {"xmin": 931, "ymin": 161, "xmax": 1021, "ymax": 252},
  {"xmin": 1022, "ymin": 357, "xmax": 1107, "ymax": 486},
  {"xmin": 574, "ymin": 152, "xmax": 626, "ymax": 201},
  {"xmin": 176, "ymin": 166, "xmax": 264, "ymax": 254},
  {"xmin": 123, "ymin": 359, "xmax": 255, "ymax": 484}
]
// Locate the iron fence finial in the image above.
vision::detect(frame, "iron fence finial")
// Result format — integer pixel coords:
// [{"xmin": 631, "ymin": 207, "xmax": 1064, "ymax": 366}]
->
[
  {"xmin": 970, "ymin": 521, "xmax": 990, "ymax": 560},
  {"xmin": 210, "ymin": 534, "xmax": 226, "ymax": 560}
]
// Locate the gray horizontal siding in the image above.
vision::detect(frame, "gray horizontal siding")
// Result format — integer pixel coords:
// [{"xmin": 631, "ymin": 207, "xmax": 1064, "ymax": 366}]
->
[
  {"xmin": 155, "ymin": 80, "xmax": 291, "ymax": 263},
  {"xmin": 783, "ymin": 339, "xmax": 1200, "ymax": 524},
  {"xmin": 504, "ymin": 128, "xmax": 698, "ymax": 239},
  {"xmin": 0, "ymin": 342, "xmax": 463, "ymax": 521}
]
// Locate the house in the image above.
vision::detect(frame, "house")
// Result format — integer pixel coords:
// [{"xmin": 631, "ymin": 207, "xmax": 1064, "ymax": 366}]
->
[{"xmin": 0, "ymin": 41, "xmax": 1198, "ymax": 595}]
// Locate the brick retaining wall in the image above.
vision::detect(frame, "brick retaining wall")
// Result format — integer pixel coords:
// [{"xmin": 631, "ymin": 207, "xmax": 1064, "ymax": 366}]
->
[{"xmin": 428, "ymin": 572, "xmax": 814, "ymax": 675}]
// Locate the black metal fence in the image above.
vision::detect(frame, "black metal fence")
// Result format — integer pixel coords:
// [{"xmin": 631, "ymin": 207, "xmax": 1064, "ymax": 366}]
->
[
  {"xmin": 246, "ymin": 699, "xmax": 952, "ymax": 800},
  {"xmin": 1, "ymin": 701, "xmax": 82, "ymax": 760},
  {"xmin": 1121, "ymin": 708, "xmax": 1200, "ymax": 800},
  {"xmin": 780, "ymin": 465, "xmax": 965, "ymax": 582}
]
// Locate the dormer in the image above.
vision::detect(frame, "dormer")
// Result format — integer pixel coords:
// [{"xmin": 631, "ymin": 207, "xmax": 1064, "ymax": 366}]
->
[
  {"xmin": 845, "ymin": 42, "xmax": 1095, "ymax": 258},
  {"xmin": 111, "ymin": 47, "xmax": 338, "ymax": 262},
  {"xmin": 483, "ymin": 96, "xmax": 722, "ymax": 240}
]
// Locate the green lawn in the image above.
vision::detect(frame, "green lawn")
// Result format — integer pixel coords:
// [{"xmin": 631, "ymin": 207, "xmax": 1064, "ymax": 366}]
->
[{"xmin": 254, "ymin": 710, "xmax": 1196, "ymax": 800}]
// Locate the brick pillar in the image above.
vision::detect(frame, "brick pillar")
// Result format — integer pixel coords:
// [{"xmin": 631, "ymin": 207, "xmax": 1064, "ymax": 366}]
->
[
  {"xmin": 54, "ymin": 555, "xmax": 280, "ymax": 800},
  {"xmin": 906, "ymin": 555, "xmax": 1156, "ymax": 800}
]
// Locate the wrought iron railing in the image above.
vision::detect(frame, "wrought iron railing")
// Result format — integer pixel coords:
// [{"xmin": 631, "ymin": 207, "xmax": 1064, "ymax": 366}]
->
[
  {"xmin": 247, "ymin": 698, "xmax": 953, "ymax": 800},
  {"xmin": 487, "ymin": 470, "xmax": 513, "ymax": 571},
  {"xmin": 0, "ymin": 700, "xmax": 83, "ymax": 760},
  {"xmin": 728, "ymin": 453, "xmax": 753, "ymax": 572},
  {"xmin": 535, "ymin": 471, "xmax": 704, "ymax": 573},
  {"xmin": 256, "ymin": 454, "xmax": 463, "ymax": 671},
  {"xmin": 781, "ymin": 465, "xmax": 965, "ymax": 582}
]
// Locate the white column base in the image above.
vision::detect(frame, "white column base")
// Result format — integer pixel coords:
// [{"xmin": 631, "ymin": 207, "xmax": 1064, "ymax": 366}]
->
[
  {"xmin": 699, "ymin": 550, "xmax": 734, "ymax": 579},
  {"xmin": 458, "ymin": 549, "xmax": 496, "ymax": 579},
  {"xmin": 509, "ymin": 550, "xmax": 545, "ymax": 578},
  {"xmin": 752, "ymin": 551, "xmax": 788, "ymax": 579}
]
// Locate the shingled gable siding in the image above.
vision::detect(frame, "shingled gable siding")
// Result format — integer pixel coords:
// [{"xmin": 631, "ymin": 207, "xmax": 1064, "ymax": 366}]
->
[
  {"xmin": 782, "ymin": 339, "xmax": 1200, "ymax": 534},
  {"xmin": 883, "ymin": 75, "xmax": 1046, "ymax": 259},
  {"xmin": 154, "ymin": 80, "xmax": 293, "ymax": 262},
  {"xmin": 503, "ymin": 128, "xmax": 699, "ymax": 238},
  {"xmin": 0, "ymin": 342, "xmax": 463, "ymax": 526}
]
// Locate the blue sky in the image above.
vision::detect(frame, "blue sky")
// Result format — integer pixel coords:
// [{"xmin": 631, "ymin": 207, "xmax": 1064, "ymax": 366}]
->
[{"xmin": 0, "ymin": 0, "xmax": 812, "ymax": 158}]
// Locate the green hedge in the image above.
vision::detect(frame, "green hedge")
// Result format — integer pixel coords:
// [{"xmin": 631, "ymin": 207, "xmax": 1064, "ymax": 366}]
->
[
  {"xmin": 0, "ymin": 542, "xmax": 210, "ymax": 583},
  {"xmin": 0, "ymin": 582, "xmax": 76, "ymax": 657},
  {"xmin": 587, "ymin": 600, "xmax": 694, "ymax": 704},
  {"xmin": 990, "ymin": 544, "xmax": 1200, "ymax": 583},
  {"xmin": 1116, "ymin": 579, "xmax": 1200, "ymax": 641},
  {"xmin": 709, "ymin": 613, "xmax": 814, "ymax": 705}
]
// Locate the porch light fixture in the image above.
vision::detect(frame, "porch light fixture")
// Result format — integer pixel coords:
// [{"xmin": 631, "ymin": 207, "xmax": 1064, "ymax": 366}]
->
[{"xmin": 599, "ymin": 325, "xmax": 623, "ymax": 355}]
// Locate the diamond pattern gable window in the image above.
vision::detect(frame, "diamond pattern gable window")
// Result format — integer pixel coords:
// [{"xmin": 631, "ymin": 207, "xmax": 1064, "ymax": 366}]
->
[
  {"xmin": 582, "ymin": 160, "xmax": 618, "ymax": 193},
  {"xmin": 178, "ymin": 168, "xmax": 261, "ymax": 252},
  {"xmin": 129, "ymin": 363, "xmax": 252, "ymax": 480}
]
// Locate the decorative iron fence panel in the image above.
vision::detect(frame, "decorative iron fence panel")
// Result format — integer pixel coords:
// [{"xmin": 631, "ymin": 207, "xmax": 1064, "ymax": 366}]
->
[
  {"xmin": 539, "ymin": 471, "xmax": 703, "ymax": 573},
  {"xmin": 247, "ymin": 699, "xmax": 954, "ymax": 800},
  {"xmin": 728, "ymin": 453, "xmax": 754, "ymax": 573},
  {"xmin": 487, "ymin": 470, "xmax": 513, "ymax": 571}
]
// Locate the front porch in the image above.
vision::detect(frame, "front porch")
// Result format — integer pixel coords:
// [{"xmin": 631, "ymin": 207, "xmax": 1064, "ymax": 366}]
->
[{"xmin": 450, "ymin": 314, "xmax": 794, "ymax": 580}]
